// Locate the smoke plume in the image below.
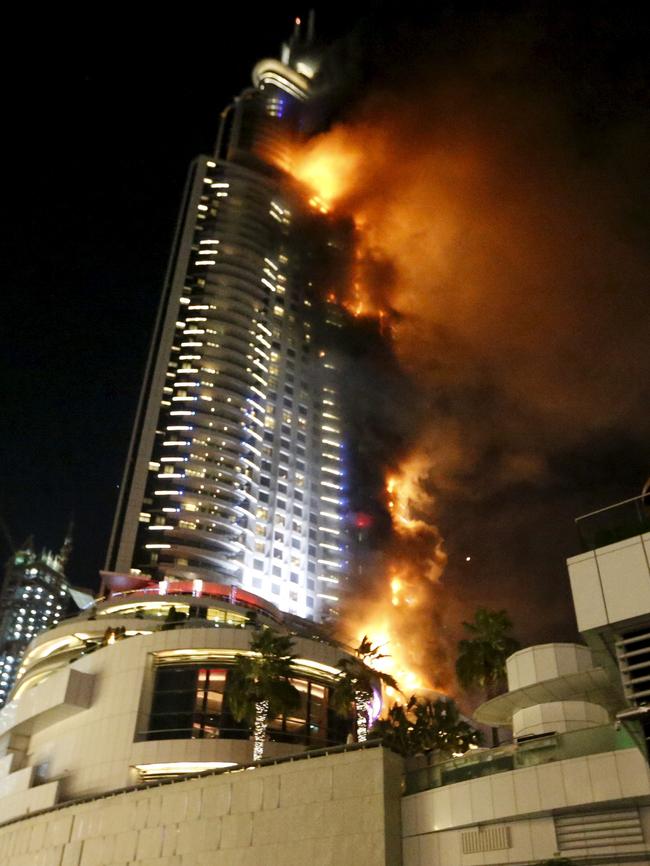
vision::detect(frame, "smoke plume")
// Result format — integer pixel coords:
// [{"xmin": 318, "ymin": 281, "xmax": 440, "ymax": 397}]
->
[{"xmin": 299, "ymin": 7, "xmax": 650, "ymax": 692}]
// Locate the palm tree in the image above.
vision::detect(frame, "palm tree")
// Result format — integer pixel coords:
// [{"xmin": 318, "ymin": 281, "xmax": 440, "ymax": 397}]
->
[
  {"xmin": 412, "ymin": 696, "xmax": 482, "ymax": 755},
  {"xmin": 372, "ymin": 698, "xmax": 414, "ymax": 756},
  {"xmin": 373, "ymin": 695, "xmax": 482, "ymax": 757},
  {"xmin": 455, "ymin": 607, "xmax": 520, "ymax": 745},
  {"xmin": 332, "ymin": 636, "xmax": 399, "ymax": 743},
  {"xmin": 227, "ymin": 628, "xmax": 300, "ymax": 761}
]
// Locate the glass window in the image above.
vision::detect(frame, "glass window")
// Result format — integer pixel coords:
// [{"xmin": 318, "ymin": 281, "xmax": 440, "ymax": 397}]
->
[
  {"xmin": 148, "ymin": 665, "xmax": 247, "ymax": 742},
  {"xmin": 147, "ymin": 665, "xmax": 349, "ymax": 748}
]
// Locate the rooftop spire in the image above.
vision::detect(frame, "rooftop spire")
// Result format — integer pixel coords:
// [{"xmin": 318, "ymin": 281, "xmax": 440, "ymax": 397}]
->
[{"xmin": 58, "ymin": 518, "xmax": 74, "ymax": 570}]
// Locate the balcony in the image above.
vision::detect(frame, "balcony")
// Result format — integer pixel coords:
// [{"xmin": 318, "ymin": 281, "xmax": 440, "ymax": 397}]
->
[
  {"xmin": 575, "ymin": 493, "xmax": 650, "ymax": 552},
  {"xmin": 404, "ymin": 723, "xmax": 637, "ymax": 795}
]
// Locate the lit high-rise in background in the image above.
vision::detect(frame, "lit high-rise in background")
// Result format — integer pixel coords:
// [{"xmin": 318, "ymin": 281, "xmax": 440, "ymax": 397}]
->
[
  {"xmin": 105, "ymin": 18, "xmax": 348, "ymax": 622},
  {"xmin": 0, "ymin": 530, "xmax": 90, "ymax": 707}
]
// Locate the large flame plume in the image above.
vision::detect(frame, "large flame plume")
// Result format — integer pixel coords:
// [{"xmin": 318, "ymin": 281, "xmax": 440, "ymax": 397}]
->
[
  {"xmin": 341, "ymin": 454, "xmax": 449, "ymax": 694},
  {"xmin": 286, "ymin": 12, "xmax": 650, "ymax": 693},
  {"xmin": 290, "ymin": 133, "xmax": 455, "ymax": 693}
]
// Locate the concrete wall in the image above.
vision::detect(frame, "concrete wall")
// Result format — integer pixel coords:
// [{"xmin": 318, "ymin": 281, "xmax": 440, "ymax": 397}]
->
[
  {"xmin": 402, "ymin": 747, "xmax": 650, "ymax": 865},
  {"xmin": 0, "ymin": 745, "xmax": 403, "ymax": 866},
  {"xmin": 0, "ymin": 625, "xmax": 346, "ymax": 813},
  {"xmin": 512, "ymin": 700, "xmax": 609, "ymax": 738},
  {"xmin": 568, "ymin": 532, "xmax": 650, "ymax": 632},
  {"xmin": 506, "ymin": 643, "xmax": 595, "ymax": 690}
]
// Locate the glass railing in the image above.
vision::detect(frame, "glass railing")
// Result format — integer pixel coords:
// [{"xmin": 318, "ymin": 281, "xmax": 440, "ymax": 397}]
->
[
  {"xmin": 140, "ymin": 726, "xmax": 345, "ymax": 750},
  {"xmin": 575, "ymin": 493, "xmax": 650, "ymax": 552},
  {"xmin": 404, "ymin": 724, "xmax": 638, "ymax": 795}
]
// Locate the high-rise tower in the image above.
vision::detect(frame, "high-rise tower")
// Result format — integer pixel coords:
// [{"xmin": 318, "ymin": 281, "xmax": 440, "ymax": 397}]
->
[
  {"xmin": 0, "ymin": 530, "xmax": 91, "ymax": 707},
  {"xmin": 106, "ymin": 20, "xmax": 348, "ymax": 622}
]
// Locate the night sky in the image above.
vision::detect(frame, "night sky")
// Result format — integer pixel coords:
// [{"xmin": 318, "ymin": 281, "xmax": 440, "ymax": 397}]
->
[{"xmin": 2, "ymin": 4, "xmax": 648, "ymax": 650}]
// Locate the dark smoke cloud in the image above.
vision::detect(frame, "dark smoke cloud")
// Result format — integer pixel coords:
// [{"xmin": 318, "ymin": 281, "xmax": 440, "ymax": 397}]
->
[{"xmin": 310, "ymin": 4, "xmax": 650, "ymax": 659}]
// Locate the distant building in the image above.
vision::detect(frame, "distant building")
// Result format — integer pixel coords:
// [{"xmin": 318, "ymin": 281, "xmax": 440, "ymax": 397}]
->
[{"xmin": 0, "ymin": 531, "xmax": 88, "ymax": 708}]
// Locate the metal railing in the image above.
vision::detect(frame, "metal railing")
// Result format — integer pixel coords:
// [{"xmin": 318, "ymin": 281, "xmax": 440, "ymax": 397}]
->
[
  {"xmin": 575, "ymin": 493, "xmax": 650, "ymax": 552},
  {"xmin": 139, "ymin": 725, "xmax": 344, "ymax": 750}
]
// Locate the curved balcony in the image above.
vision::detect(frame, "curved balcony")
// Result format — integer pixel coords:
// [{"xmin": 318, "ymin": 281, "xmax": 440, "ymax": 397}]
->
[
  {"xmin": 204, "ymin": 275, "xmax": 268, "ymax": 308},
  {"xmin": 158, "ymin": 545, "xmax": 242, "ymax": 574},
  {"xmin": 200, "ymin": 311, "xmax": 255, "ymax": 341},
  {"xmin": 168, "ymin": 525, "xmax": 244, "ymax": 554},
  {"xmin": 177, "ymin": 512, "xmax": 244, "ymax": 539},
  {"xmin": 180, "ymin": 475, "xmax": 247, "ymax": 506},
  {"xmin": 202, "ymin": 330, "xmax": 253, "ymax": 359}
]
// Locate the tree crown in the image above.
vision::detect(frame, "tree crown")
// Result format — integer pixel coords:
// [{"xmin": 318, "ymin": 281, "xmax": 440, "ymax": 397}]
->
[{"xmin": 228, "ymin": 628, "xmax": 300, "ymax": 725}]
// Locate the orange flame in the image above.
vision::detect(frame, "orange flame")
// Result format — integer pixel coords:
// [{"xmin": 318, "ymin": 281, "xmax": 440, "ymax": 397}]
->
[
  {"xmin": 287, "ymin": 134, "xmax": 390, "ymax": 323},
  {"xmin": 288, "ymin": 134, "xmax": 361, "ymax": 211},
  {"xmin": 342, "ymin": 454, "xmax": 449, "ymax": 695},
  {"xmin": 278, "ymin": 38, "xmax": 650, "ymax": 698},
  {"xmin": 287, "ymin": 132, "xmax": 451, "ymax": 695}
]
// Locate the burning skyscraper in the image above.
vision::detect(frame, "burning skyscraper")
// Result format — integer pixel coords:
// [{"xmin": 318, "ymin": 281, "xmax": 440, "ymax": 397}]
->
[{"xmin": 105, "ymin": 19, "xmax": 348, "ymax": 623}]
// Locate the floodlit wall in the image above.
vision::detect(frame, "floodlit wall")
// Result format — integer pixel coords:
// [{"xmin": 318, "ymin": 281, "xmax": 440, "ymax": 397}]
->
[
  {"xmin": 506, "ymin": 643, "xmax": 595, "ymax": 689},
  {"xmin": 0, "ymin": 745, "xmax": 403, "ymax": 866},
  {"xmin": 0, "ymin": 625, "xmax": 347, "ymax": 817},
  {"xmin": 568, "ymin": 532, "xmax": 650, "ymax": 632},
  {"xmin": 402, "ymin": 747, "xmax": 650, "ymax": 865}
]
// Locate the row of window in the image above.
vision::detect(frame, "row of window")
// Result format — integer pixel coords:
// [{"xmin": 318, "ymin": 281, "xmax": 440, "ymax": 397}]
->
[{"xmin": 146, "ymin": 664, "xmax": 349, "ymax": 748}]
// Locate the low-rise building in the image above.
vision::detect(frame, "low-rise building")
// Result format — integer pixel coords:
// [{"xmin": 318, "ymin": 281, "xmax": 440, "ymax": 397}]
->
[{"xmin": 0, "ymin": 496, "xmax": 648, "ymax": 865}]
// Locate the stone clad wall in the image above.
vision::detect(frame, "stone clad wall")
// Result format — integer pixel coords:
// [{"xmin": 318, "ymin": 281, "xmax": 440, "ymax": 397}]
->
[{"xmin": 0, "ymin": 746, "xmax": 403, "ymax": 866}]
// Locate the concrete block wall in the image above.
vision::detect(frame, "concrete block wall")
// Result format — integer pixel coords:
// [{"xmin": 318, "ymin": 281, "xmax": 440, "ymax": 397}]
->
[{"xmin": 0, "ymin": 745, "xmax": 403, "ymax": 866}]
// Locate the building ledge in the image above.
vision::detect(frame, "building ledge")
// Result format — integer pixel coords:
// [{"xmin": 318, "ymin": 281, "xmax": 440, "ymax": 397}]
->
[
  {"xmin": 474, "ymin": 667, "xmax": 624, "ymax": 726},
  {"xmin": 0, "ymin": 668, "xmax": 94, "ymax": 737}
]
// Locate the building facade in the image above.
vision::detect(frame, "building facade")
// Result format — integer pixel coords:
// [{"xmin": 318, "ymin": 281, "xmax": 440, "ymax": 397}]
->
[
  {"xmin": 402, "ymin": 494, "xmax": 650, "ymax": 865},
  {"xmin": 105, "ymin": 22, "xmax": 348, "ymax": 623},
  {"xmin": 0, "ymin": 576, "xmax": 359, "ymax": 822},
  {"xmin": 0, "ymin": 502, "xmax": 649, "ymax": 864},
  {"xmin": 0, "ymin": 533, "xmax": 86, "ymax": 709}
]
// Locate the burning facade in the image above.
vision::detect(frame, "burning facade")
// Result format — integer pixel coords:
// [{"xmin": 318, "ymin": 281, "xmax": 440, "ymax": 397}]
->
[
  {"xmin": 104, "ymin": 5, "xmax": 650, "ymax": 696},
  {"xmin": 101, "ymin": 16, "xmax": 456, "ymax": 693}
]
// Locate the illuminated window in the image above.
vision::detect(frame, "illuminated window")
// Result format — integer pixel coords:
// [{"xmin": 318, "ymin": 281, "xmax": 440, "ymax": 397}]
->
[{"xmin": 148, "ymin": 666, "xmax": 244, "ymax": 741}]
